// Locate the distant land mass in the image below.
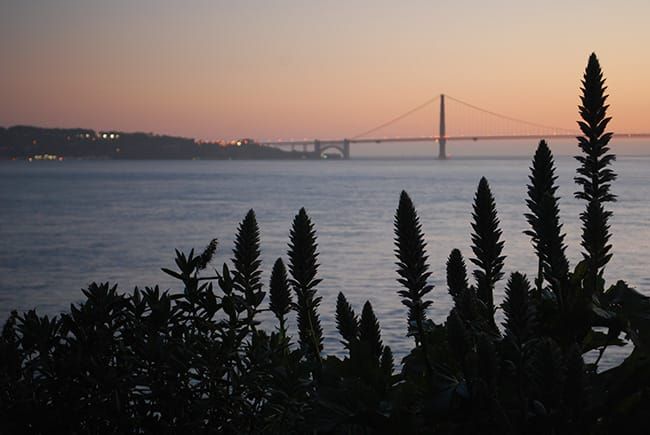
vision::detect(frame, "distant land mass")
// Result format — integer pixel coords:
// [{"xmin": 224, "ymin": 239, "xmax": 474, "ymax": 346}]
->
[{"xmin": 0, "ymin": 125, "xmax": 324, "ymax": 160}]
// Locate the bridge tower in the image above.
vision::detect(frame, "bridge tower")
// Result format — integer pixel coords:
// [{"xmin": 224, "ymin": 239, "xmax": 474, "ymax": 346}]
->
[
  {"xmin": 343, "ymin": 139, "xmax": 350, "ymax": 159},
  {"xmin": 314, "ymin": 139, "xmax": 321, "ymax": 157},
  {"xmin": 438, "ymin": 94, "xmax": 447, "ymax": 159}
]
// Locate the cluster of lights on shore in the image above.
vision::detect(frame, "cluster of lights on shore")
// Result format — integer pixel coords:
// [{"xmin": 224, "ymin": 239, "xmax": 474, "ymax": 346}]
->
[
  {"xmin": 23, "ymin": 134, "xmax": 257, "ymax": 162},
  {"xmin": 25, "ymin": 131, "xmax": 122, "ymax": 161},
  {"xmin": 71, "ymin": 132, "xmax": 121, "ymax": 140},
  {"xmin": 195, "ymin": 138, "xmax": 251, "ymax": 147},
  {"xmin": 27, "ymin": 154, "xmax": 64, "ymax": 162}
]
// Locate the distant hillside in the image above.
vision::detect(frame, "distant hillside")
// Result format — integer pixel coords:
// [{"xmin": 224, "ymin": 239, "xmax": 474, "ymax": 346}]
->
[{"xmin": 0, "ymin": 126, "xmax": 313, "ymax": 160}]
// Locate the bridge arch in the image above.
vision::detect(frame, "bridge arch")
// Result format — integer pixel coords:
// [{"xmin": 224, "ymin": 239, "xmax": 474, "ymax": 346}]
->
[
  {"xmin": 315, "ymin": 139, "xmax": 350, "ymax": 159},
  {"xmin": 319, "ymin": 144, "xmax": 345, "ymax": 159}
]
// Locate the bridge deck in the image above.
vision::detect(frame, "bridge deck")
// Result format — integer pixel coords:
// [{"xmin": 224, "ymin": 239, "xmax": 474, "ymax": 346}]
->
[{"xmin": 262, "ymin": 133, "xmax": 650, "ymax": 147}]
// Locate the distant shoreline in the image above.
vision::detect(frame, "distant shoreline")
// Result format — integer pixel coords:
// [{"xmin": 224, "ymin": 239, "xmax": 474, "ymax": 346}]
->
[
  {"xmin": 0, "ymin": 125, "xmax": 325, "ymax": 161},
  {"xmin": 3, "ymin": 125, "xmax": 649, "ymax": 161},
  {"xmin": 3, "ymin": 154, "xmax": 650, "ymax": 162}
]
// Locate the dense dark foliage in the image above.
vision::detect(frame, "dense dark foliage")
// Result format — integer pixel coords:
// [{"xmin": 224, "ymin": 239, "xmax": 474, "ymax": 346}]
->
[{"xmin": 2, "ymin": 54, "xmax": 649, "ymax": 434}]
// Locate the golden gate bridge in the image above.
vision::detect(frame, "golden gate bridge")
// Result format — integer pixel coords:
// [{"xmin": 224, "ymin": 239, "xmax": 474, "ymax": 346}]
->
[{"xmin": 259, "ymin": 94, "xmax": 650, "ymax": 159}]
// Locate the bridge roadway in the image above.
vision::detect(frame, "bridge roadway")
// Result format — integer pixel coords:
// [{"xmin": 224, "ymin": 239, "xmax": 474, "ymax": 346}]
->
[
  {"xmin": 261, "ymin": 133, "xmax": 650, "ymax": 160},
  {"xmin": 263, "ymin": 133, "xmax": 650, "ymax": 147}
]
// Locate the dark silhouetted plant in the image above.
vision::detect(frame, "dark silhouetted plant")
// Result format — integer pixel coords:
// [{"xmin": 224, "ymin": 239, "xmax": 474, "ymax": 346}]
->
[
  {"xmin": 502, "ymin": 272, "xmax": 535, "ymax": 345},
  {"xmin": 288, "ymin": 207, "xmax": 324, "ymax": 366},
  {"xmin": 197, "ymin": 237, "xmax": 218, "ymax": 270},
  {"xmin": 447, "ymin": 248, "xmax": 469, "ymax": 308},
  {"xmin": 470, "ymin": 177, "xmax": 505, "ymax": 329},
  {"xmin": 269, "ymin": 257, "xmax": 292, "ymax": 336},
  {"xmin": 394, "ymin": 190, "xmax": 434, "ymax": 375},
  {"xmin": 446, "ymin": 248, "xmax": 486, "ymax": 326},
  {"xmin": 359, "ymin": 301, "xmax": 383, "ymax": 363},
  {"xmin": 335, "ymin": 292, "xmax": 359, "ymax": 349},
  {"xmin": 575, "ymin": 53, "xmax": 616, "ymax": 293},
  {"xmin": 525, "ymin": 140, "xmax": 569, "ymax": 291},
  {"xmin": 232, "ymin": 209, "xmax": 265, "ymax": 328}
]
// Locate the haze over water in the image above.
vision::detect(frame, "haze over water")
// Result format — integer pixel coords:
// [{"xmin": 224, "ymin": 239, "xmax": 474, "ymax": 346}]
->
[{"xmin": 2, "ymin": 154, "xmax": 648, "ymax": 364}]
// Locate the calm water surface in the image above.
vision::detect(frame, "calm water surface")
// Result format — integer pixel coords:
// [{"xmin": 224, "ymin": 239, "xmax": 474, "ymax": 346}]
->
[{"xmin": 1, "ymin": 157, "xmax": 649, "ymax": 363}]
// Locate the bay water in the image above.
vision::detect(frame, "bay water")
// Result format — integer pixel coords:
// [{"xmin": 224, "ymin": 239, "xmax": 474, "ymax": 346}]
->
[{"xmin": 1, "ymin": 156, "xmax": 649, "ymax": 364}]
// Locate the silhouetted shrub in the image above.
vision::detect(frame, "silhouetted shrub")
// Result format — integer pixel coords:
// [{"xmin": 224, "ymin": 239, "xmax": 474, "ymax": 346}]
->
[
  {"xmin": 1, "ymin": 53, "xmax": 649, "ymax": 434},
  {"xmin": 470, "ymin": 177, "xmax": 505, "ymax": 332},
  {"xmin": 525, "ymin": 139, "xmax": 569, "ymax": 291},
  {"xmin": 575, "ymin": 53, "xmax": 617, "ymax": 294}
]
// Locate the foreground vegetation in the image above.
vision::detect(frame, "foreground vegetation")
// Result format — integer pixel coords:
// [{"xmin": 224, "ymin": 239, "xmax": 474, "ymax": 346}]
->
[{"xmin": 1, "ymin": 54, "xmax": 649, "ymax": 434}]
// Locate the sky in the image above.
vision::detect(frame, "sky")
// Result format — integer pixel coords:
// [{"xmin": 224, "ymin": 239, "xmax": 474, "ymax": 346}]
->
[{"xmin": 1, "ymin": 0, "xmax": 649, "ymax": 155}]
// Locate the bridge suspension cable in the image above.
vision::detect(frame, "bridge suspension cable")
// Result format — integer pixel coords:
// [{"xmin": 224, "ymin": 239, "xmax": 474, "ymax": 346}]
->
[
  {"xmin": 350, "ymin": 93, "xmax": 578, "ymax": 140},
  {"xmin": 351, "ymin": 95, "xmax": 440, "ymax": 139},
  {"xmin": 444, "ymin": 94, "xmax": 576, "ymax": 135}
]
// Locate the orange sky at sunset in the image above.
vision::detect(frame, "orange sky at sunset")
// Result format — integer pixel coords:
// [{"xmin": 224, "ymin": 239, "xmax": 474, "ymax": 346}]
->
[{"xmin": 1, "ymin": 1, "xmax": 649, "ymax": 154}]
